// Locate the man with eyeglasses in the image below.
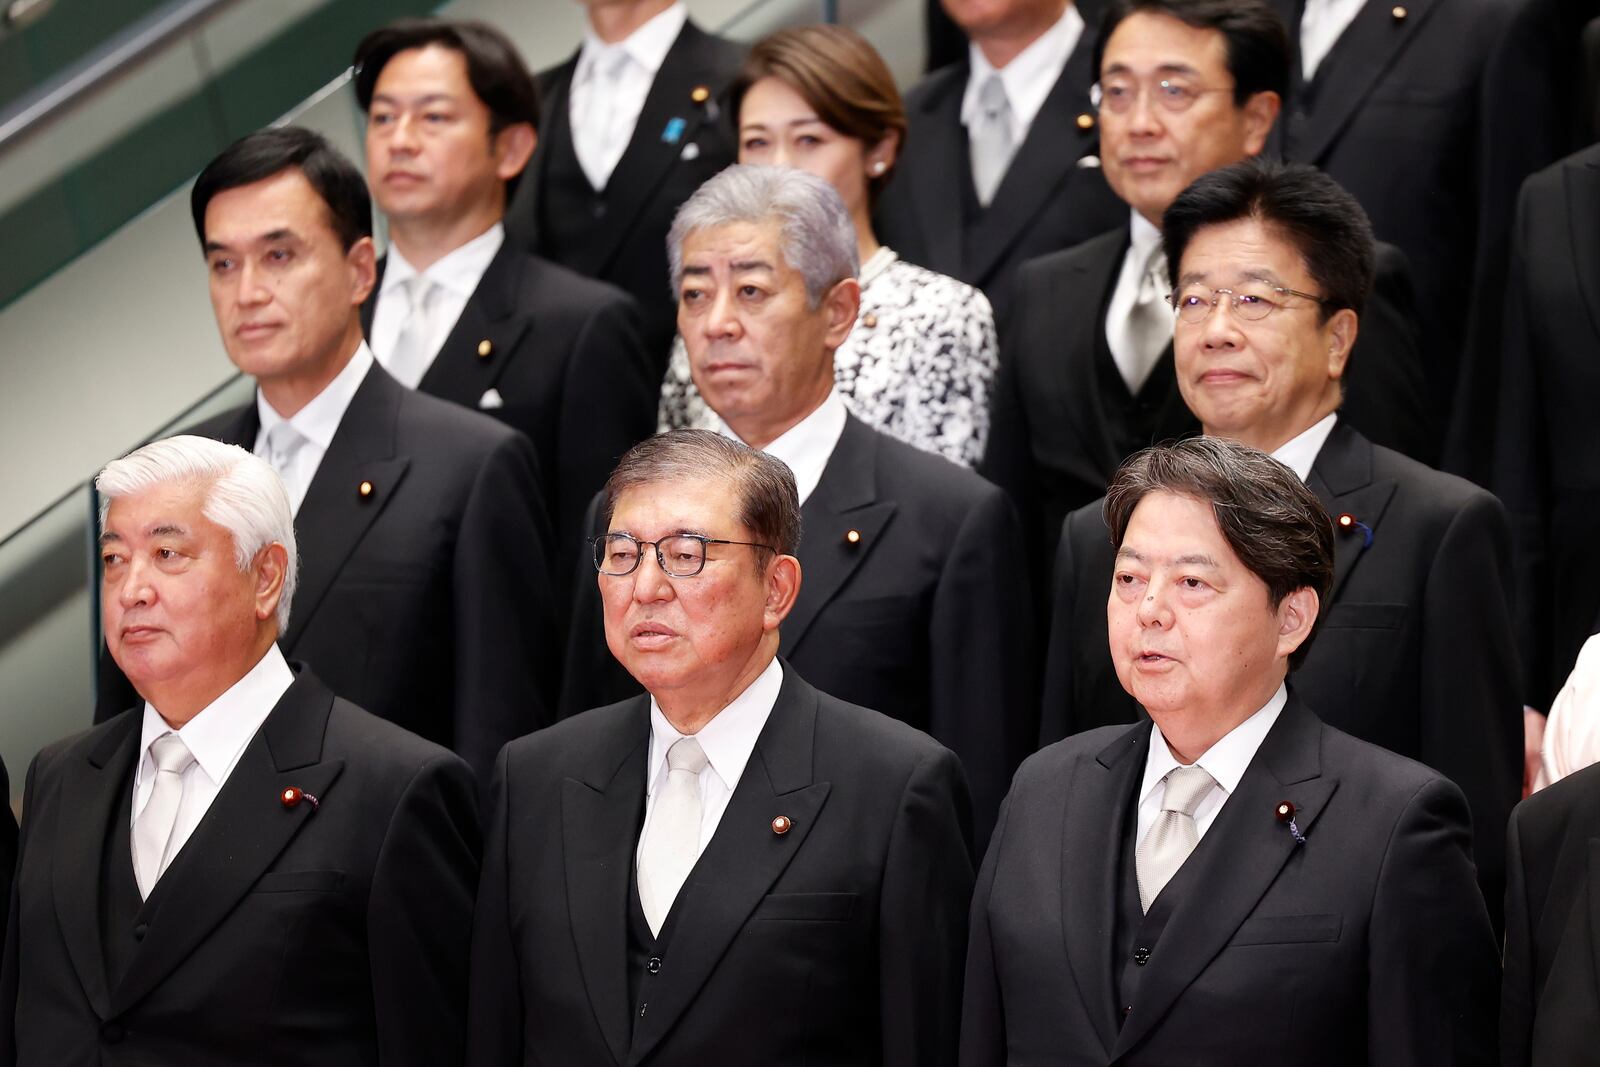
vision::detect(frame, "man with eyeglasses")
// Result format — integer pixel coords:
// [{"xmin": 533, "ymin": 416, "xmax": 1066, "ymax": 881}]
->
[
  {"xmin": 562, "ymin": 165, "xmax": 1032, "ymax": 846},
  {"xmin": 1040, "ymin": 157, "xmax": 1520, "ymax": 929},
  {"xmin": 467, "ymin": 428, "xmax": 975, "ymax": 1066},
  {"xmin": 982, "ymin": 0, "xmax": 1428, "ymax": 580}
]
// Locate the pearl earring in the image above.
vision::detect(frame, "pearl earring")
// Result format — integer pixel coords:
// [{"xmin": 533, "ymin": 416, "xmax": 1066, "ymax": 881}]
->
[{"xmin": 871, "ymin": 160, "xmax": 887, "ymax": 176}]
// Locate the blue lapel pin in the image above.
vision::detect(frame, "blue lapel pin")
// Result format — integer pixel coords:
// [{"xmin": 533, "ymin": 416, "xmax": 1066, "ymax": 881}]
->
[{"xmin": 661, "ymin": 117, "xmax": 686, "ymax": 144}]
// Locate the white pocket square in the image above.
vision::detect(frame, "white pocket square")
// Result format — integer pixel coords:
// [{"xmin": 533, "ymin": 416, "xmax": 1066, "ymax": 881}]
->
[
  {"xmin": 478, "ymin": 388, "xmax": 505, "ymax": 410},
  {"xmin": 680, "ymin": 142, "xmax": 701, "ymax": 161}
]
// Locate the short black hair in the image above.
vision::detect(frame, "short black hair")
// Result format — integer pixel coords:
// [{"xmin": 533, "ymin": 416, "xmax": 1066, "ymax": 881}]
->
[
  {"xmin": 1094, "ymin": 0, "xmax": 1290, "ymax": 105},
  {"xmin": 353, "ymin": 19, "xmax": 540, "ymax": 136},
  {"xmin": 1162, "ymin": 158, "xmax": 1376, "ymax": 319},
  {"xmin": 191, "ymin": 126, "xmax": 372, "ymax": 251}
]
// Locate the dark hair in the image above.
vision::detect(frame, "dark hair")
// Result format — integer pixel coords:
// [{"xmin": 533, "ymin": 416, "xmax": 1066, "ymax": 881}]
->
[
  {"xmin": 604, "ymin": 430, "xmax": 803, "ymax": 562},
  {"xmin": 1162, "ymin": 158, "xmax": 1376, "ymax": 319},
  {"xmin": 730, "ymin": 25, "xmax": 907, "ymax": 203},
  {"xmin": 1094, "ymin": 0, "xmax": 1290, "ymax": 105},
  {"xmin": 190, "ymin": 126, "xmax": 372, "ymax": 250},
  {"xmin": 353, "ymin": 19, "xmax": 541, "ymax": 136},
  {"xmin": 1104, "ymin": 436, "xmax": 1333, "ymax": 668}
]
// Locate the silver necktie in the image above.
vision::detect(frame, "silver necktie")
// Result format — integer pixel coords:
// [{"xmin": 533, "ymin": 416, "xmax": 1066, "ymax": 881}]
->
[
  {"xmin": 637, "ymin": 737, "xmax": 710, "ymax": 936},
  {"xmin": 1135, "ymin": 763, "xmax": 1216, "ymax": 913},
  {"xmin": 384, "ymin": 275, "xmax": 441, "ymax": 389},
  {"xmin": 969, "ymin": 74, "xmax": 1016, "ymax": 208},
  {"xmin": 132, "ymin": 732, "xmax": 197, "ymax": 899}
]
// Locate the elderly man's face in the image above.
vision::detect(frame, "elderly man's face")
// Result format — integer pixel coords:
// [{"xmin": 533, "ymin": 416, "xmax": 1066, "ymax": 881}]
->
[
  {"xmin": 1108, "ymin": 491, "xmax": 1307, "ymax": 726},
  {"xmin": 101, "ymin": 480, "xmax": 275, "ymax": 703},
  {"xmin": 203, "ymin": 168, "xmax": 373, "ymax": 392},
  {"xmin": 679, "ymin": 220, "xmax": 848, "ymax": 445},
  {"xmin": 1173, "ymin": 217, "xmax": 1352, "ymax": 453},
  {"xmin": 600, "ymin": 475, "xmax": 786, "ymax": 708}
]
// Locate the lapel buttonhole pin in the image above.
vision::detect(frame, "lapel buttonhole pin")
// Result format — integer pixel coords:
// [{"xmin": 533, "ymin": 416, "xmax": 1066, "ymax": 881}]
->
[
  {"xmin": 477, "ymin": 339, "xmax": 493, "ymax": 358},
  {"xmin": 281, "ymin": 786, "xmax": 320, "ymax": 811},
  {"xmin": 358, "ymin": 480, "xmax": 375, "ymax": 500},
  {"xmin": 1391, "ymin": 5, "xmax": 1407, "ymax": 19},
  {"xmin": 1275, "ymin": 801, "xmax": 1305, "ymax": 844},
  {"xmin": 690, "ymin": 85, "xmax": 711, "ymax": 105},
  {"xmin": 844, "ymin": 529, "xmax": 862, "ymax": 545},
  {"xmin": 771, "ymin": 815, "xmax": 792, "ymax": 834},
  {"xmin": 1075, "ymin": 113, "xmax": 1095, "ymax": 130},
  {"xmin": 1336, "ymin": 512, "xmax": 1373, "ymax": 549}
]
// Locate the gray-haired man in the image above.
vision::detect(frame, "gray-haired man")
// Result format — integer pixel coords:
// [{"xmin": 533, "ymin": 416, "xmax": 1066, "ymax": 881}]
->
[{"xmin": 563, "ymin": 165, "xmax": 1034, "ymax": 843}]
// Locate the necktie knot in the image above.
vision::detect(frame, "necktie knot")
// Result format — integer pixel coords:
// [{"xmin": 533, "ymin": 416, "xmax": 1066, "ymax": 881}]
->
[
  {"xmin": 1161, "ymin": 764, "xmax": 1215, "ymax": 816},
  {"xmin": 1139, "ymin": 247, "xmax": 1169, "ymax": 303},
  {"xmin": 404, "ymin": 274, "xmax": 438, "ymax": 316},
  {"xmin": 978, "ymin": 72, "xmax": 1009, "ymax": 117},
  {"xmin": 149, "ymin": 732, "xmax": 195, "ymax": 776},
  {"xmin": 666, "ymin": 736, "xmax": 708, "ymax": 776},
  {"xmin": 264, "ymin": 421, "xmax": 306, "ymax": 471}
]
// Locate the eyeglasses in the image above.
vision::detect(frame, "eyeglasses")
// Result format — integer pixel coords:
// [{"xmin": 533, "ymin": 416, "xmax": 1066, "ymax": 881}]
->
[
  {"xmin": 592, "ymin": 532, "xmax": 776, "ymax": 578},
  {"xmin": 1165, "ymin": 285, "xmax": 1327, "ymax": 324},
  {"xmin": 1091, "ymin": 77, "xmax": 1234, "ymax": 114}
]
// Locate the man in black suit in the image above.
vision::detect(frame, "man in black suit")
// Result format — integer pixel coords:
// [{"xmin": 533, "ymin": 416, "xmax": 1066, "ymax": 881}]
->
[
  {"xmin": 1494, "ymin": 143, "xmax": 1600, "ymax": 723},
  {"xmin": 1271, "ymin": 0, "xmax": 1512, "ymax": 444},
  {"xmin": 962, "ymin": 436, "xmax": 1499, "ymax": 1066},
  {"xmin": 1041, "ymin": 160, "xmax": 1520, "ymax": 920},
  {"xmin": 1503, "ymin": 761, "xmax": 1600, "ymax": 1067},
  {"xmin": 505, "ymin": 0, "xmax": 743, "ymax": 360},
  {"xmin": 982, "ymin": 0, "xmax": 1428, "ymax": 570},
  {"xmin": 562, "ymin": 166, "xmax": 1034, "ymax": 838},
  {"xmin": 92, "ymin": 128, "xmax": 560, "ymax": 780},
  {"xmin": 3, "ymin": 435, "xmax": 478, "ymax": 1065},
  {"xmin": 468, "ymin": 428, "xmax": 974, "ymax": 1065},
  {"xmin": 874, "ymin": 0, "xmax": 1125, "ymax": 323},
  {"xmin": 354, "ymin": 19, "xmax": 656, "ymax": 572}
]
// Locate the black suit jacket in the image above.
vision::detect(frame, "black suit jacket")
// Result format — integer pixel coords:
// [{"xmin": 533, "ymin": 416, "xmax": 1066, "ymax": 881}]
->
[
  {"xmin": 1041, "ymin": 422, "xmax": 1521, "ymax": 920},
  {"xmin": 873, "ymin": 17, "xmax": 1124, "ymax": 326},
  {"xmin": 561, "ymin": 414, "xmax": 1034, "ymax": 841},
  {"xmin": 507, "ymin": 21, "xmax": 744, "ymax": 358},
  {"xmin": 1, "ymin": 669, "xmax": 479, "ymax": 1066},
  {"xmin": 983, "ymin": 227, "xmax": 1429, "ymax": 569},
  {"xmin": 98, "ymin": 362, "xmax": 560, "ymax": 779},
  {"xmin": 362, "ymin": 244, "xmax": 657, "ymax": 581},
  {"xmin": 1273, "ymin": 0, "xmax": 1514, "ymax": 438},
  {"xmin": 467, "ymin": 664, "xmax": 974, "ymax": 1066},
  {"xmin": 1492, "ymin": 143, "xmax": 1600, "ymax": 709},
  {"xmin": 1503, "ymin": 761, "xmax": 1600, "ymax": 1067},
  {"xmin": 961, "ymin": 694, "xmax": 1499, "ymax": 1066}
]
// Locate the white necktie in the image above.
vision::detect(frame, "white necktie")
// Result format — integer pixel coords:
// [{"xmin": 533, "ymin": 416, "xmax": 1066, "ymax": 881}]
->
[
  {"xmin": 969, "ymin": 74, "xmax": 1016, "ymax": 208},
  {"xmin": 1117, "ymin": 246, "xmax": 1172, "ymax": 392},
  {"xmin": 263, "ymin": 421, "xmax": 309, "ymax": 513},
  {"xmin": 637, "ymin": 737, "xmax": 709, "ymax": 936},
  {"xmin": 574, "ymin": 46, "xmax": 634, "ymax": 191},
  {"xmin": 132, "ymin": 732, "xmax": 197, "ymax": 899},
  {"xmin": 1135, "ymin": 763, "xmax": 1216, "ymax": 913},
  {"xmin": 384, "ymin": 275, "xmax": 441, "ymax": 389}
]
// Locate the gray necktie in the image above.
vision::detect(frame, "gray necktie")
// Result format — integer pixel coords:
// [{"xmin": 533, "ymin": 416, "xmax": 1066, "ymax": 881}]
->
[
  {"xmin": 969, "ymin": 74, "xmax": 1015, "ymax": 208},
  {"xmin": 637, "ymin": 737, "xmax": 709, "ymax": 936},
  {"xmin": 132, "ymin": 732, "xmax": 197, "ymax": 899},
  {"xmin": 384, "ymin": 275, "xmax": 441, "ymax": 389},
  {"xmin": 1135, "ymin": 763, "xmax": 1216, "ymax": 913},
  {"xmin": 1119, "ymin": 246, "xmax": 1172, "ymax": 392},
  {"xmin": 262, "ymin": 421, "xmax": 309, "ymax": 512}
]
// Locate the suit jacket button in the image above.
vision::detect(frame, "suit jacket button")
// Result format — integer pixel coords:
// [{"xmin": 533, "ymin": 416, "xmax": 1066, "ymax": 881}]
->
[
  {"xmin": 647, "ymin": 956, "xmax": 662, "ymax": 974},
  {"xmin": 101, "ymin": 1021, "xmax": 126, "ymax": 1044},
  {"xmin": 593, "ymin": 201, "xmax": 608, "ymax": 219},
  {"xmin": 1133, "ymin": 947, "xmax": 1151, "ymax": 965},
  {"xmin": 133, "ymin": 923, "xmax": 148, "ymax": 942}
]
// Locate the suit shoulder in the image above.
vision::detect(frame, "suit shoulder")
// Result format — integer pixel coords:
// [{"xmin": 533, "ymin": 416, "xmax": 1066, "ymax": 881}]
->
[
  {"xmin": 1513, "ymin": 760, "xmax": 1600, "ymax": 842},
  {"xmin": 323, "ymin": 698, "xmax": 470, "ymax": 778},
  {"xmin": 1369, "ymin": 443, "xmax": 1504, "ymax": 515},
  {"xmin": 905, "ymin": 64, "xmax": 966, "ymax": 113},
  {"xmin": 1012, "ymin": 726, "xmax": 1138, "ymax": 791},
  {"xmin": 1314, "ymin": 716, "xmax": 1459, "ymax": 804},
  {"xmin": 515, "ymin": 252, "xmax": 638, "ymax": 315},
  {"xmin": 873, "ymin": 428, "xmax": 1007, "ymax": 506},
  {"xmin": 502, "ymin": 697, "xmax": 642, "ymax": 771},
  {"xmin": 812, "ymin": 688, "xmax": 954, "ymax": 769},
  {"xmin": 1016, "ymin": 226, "xmax": 1127, "ymax": 285},
  {"xmin": 676, "ymin": 21, "xmax": 745, "ymax": 76},
  {"xmin": 395, "ymin": 385, "xmax": 526, "ymax": 452},
  {"xmin": 30, "ymin": 713, "xmax": 136, "ymax": 779},
  {"xmin": 184, "ymin": 405, "xmax": 245, "ymax": 442}
]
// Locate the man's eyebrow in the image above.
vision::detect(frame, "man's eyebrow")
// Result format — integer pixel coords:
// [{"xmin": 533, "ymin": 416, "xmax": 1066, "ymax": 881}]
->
[
  {"xmin": 731, "ymin": 260, "xmax": 774, "ymax": 272},
  {"xmin": 203, "ymin": 228, "xmax": 299, "ymax": 255},
  {"xmin": 98, "ymin": 532, "xmax": 124, "ymax": 547},
  {"xmin": 681, "ymin": 265, "xmax": 712, "ymax": 277},
  {"xmin": 371, "ymin": 91, "xmax": 456, "ymax": 106},
  {"xmin": 1173, "ymin": 553, "xmax": 1218, "ymax": 568},
  {"xmin": 1114, "ymin": 547, "xmax": 1145, "ymax": 562}
]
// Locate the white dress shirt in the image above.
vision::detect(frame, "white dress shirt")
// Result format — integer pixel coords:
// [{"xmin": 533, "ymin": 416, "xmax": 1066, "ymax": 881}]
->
[
  {"xmin": 368, "ymin": 222, "xmax": 504, "ymax": 387},
  {"xmin": 253, "ymin": 343, "xmax": 374, "ymax": 514},
  {"xmin": 1537, "ymin": 633, "xmax": 1600, "ymax": 790},
  {"xmin": 569, "ymin": 1, "xmax": 688, "ymax": 191},
  {"xmin": 1269, "ymin": 412, "xmax": 1339, "ymax": 482},
  {"xmin": 636, "ymin": 657, "xmax": 784, "ymax": 864},
  {"xmin": 1300, "ymin": 0, "xmax": 1367, "ymax": 81},
  {"xmin": 1104, "ymin": 210, "xmax": 1168, "ymax": 391},
  {"xmin": 130, "ymin": 644, "xmax": 296, "ymax": 858},
  {"xmin": 1136, "ymin": 683, "xmax": 1287, "ymax": 846},
  {"xmin": 961, "ymin": 5, "xmax": 1085, "ymax": 148},
  {"xmin": 747, "ymin": 387, "xmax": 849, "ymax": 505}
]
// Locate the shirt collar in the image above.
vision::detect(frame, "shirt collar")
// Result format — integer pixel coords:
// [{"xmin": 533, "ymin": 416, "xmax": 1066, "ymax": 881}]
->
[
  {"xmin": 580, "ymin": 1, "xmax": 687, "ymax": 80},
  {"xmin": 963, "ymin": 4, "xmax": 1085, "ymax": 130},
  {"xmin": 748, "ymin": 387, "xmax": 849, "ymax": 505},
  {"xmin": 1128, "ymin": 209, "xmax": 1163, "ymax": 261},
  {"xmin": 255, "ymin": 342, "xmax": 375, "ymax": 453},
  {"xmin": 381, "ymin": 222, "xmax": 504, "ymax": 302},
  {"xmin": 1269, "ymin": 412, "xmax": 1339, "ymax": 482},
  {"xmin": 139, "ymin": 643, "xmax": 295, "ymax": 785},
  {"xmin": 1139, "ymin": 683, "xmax": 1287, "ymax": 806},
  {"xmin": 646, "ymin": 657, "xmax": 783, "ymax": 796}
]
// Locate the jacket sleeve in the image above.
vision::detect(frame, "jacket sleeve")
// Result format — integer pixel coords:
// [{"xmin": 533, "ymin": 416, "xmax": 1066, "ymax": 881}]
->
[
  {"xmin": 464, "ymin": 748, "xmax": 524, "ymax": 1067},
  {"xmin": 0, "ymin": 756, "xmax": 38, "ymax": 1067},
  {"xmin": 1499, "ymin": 801, "xmax": 1534, "ymax": 1067},
  {"xmin": 957, "ymin": 793, "xmax": 1012, "ymax": 1067},
  {"xmin": 367, "ymin": 751, "xmax": 482, "ymax": 1067},
  {"xmin": 1039, "ymin": 511, "xmax": 1083, "ymax": 747},
  {"xmin": 878, "ymin": 746, "xmax": 976, "ymax": 1067}
]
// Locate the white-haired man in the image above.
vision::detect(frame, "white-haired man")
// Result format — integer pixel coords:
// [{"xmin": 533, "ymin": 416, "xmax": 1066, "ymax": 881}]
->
[{"xmin": 1, "ymin": 436, "xmax": 479, "ymax": 1066}]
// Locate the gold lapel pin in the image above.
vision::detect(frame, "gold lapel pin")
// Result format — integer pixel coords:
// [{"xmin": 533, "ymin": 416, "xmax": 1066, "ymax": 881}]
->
[
  {"xmin": 477, "ymin": 339, "xmax": 493, "ymax": 359},
  {"xmin": 771, "ymin": 815, "xmax": 792, "ymax": 835},
  {"xmin": 1075, "ymin": 113, "xmax": 1095, "ymax": 130},
  {"xmin": 358, "ymin": 480, "xmax": 375, "ymax": 499},
  {"xmin": 1391, "ymin": 5, "xmax": 1407, "ymax": 19},
  {"xmin": 844, "ymin": 529, "xmax": 862, "ymax": 545},
  {"xmin": 691, "ymin": 85, "xmax": 711, "ymax": 104}
]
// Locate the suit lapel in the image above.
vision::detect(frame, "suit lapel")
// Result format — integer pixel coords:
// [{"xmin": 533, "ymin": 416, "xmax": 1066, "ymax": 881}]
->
[
  {"xmin": 1286, "ymin": 0, "xmax": 1441, "ymax": 165},
  {"xmin": 51, "ymin": 715, "xmax": 142, "ymax": 1019},
  {"xmin": 108, "ymin": 672, "xmax": 346, "ymax": 1015},
  {"xmin": 1058, "ymin": 228, "xmax": 1140, "ymax": 476},
  {"xmin": 416, "ymin": 245, "xmax": 529, "ymax": 407},
  {"xmin": 626, "ymin": 667, "xmax": 831, "ymax": 1065},
  {"xmin": 1110, "ymin": 697, "xmax": 1338, "ymax": 1061},
  {"xmin": 903, "ymin": 69, "xmax": 970, "ymax": 278},
  {"xmin": 562, "ymin": 699, "xmax": 651, "ymax": 1067},
  {"xmin": 1305, "ymin": 423, "xmax": 1397, "ymax": 603},
  {"xmin": 1062, "ymin": 725, "xmax": 1149, "ymax": 1055},
  {"xmin": 280, "ymin": 365, "xmax": 412, "ymax": 651},
  {"xmin": 783, "ymin": 417, "xmax": 897, "ymax": 651},
  {"xmin": 1564, "ymin": 157, "xmax": 1600, "ymax": 345}
]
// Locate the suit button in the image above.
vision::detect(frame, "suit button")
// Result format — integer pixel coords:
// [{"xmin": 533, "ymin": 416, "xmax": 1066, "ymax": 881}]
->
[
  {"xmin": 133, "ymin": 923, "xmax": 148, "ymax": 942},
  {"xmin": 646, "ymin": 957, "xmax": 662, "ymax": 974},
  {"xmin": 101, "ymin": 1022, "xmax": 126, "ymax": 1044},
  {"xmin": 1133, "ymin": 947, "xmax": 1151, "ymax": 965},
  {"xmin": 593, "ymin": 202, "xmax": 608, "ymax": 219}
]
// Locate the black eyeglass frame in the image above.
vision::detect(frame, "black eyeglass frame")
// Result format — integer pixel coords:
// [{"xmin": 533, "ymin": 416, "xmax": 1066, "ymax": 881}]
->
[{"xmin": 590, "ymin": 532, "xmax": 778, "ymax": 578}]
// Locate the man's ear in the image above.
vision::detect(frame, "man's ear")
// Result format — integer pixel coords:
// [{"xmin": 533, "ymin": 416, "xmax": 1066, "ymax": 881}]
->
[
  {"xmin": 1275, "ymin": 586, "xmax": 1319, "ymax": 661},
  {"xmin": 762, "ymin": 554, "xmax": 803, "ymax": 632},
  {"xmin": 494, "ymin": 122, "xmax": 537, "ymax": 182},
  {"xmin": 347, "ymin": 236, "xmax": 378, "ymax": 306},
  {"xmin": 1242, "ymin": 90, "xmax": 1281, "ymax": 156},
  {"xmin": 822, "ymin": 278, "xmax": 861, "ymax": 350},
  {"xmin": 253, "ymin": 542, "xmax": 290, "ymax": 626},
  {"xmin": 1324, "ymin": 307, "xmax": 1358, "ymax": 382}
]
